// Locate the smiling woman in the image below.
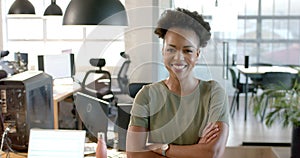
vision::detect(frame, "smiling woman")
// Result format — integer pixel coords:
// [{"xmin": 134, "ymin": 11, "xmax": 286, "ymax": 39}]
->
[{"xmin": 126, "ymin": 7, "xmax": 229, "ymax": 158}]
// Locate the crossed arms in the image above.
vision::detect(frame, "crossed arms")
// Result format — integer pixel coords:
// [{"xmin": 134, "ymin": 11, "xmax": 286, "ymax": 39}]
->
[{"xmin": 126, "ymin": 121, "xmax": 229, "ymax": 158}]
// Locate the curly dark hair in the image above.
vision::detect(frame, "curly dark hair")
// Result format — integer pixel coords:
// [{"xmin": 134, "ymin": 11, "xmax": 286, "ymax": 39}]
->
[{"xmin": 154, "ymin": 8, "xmax": 211, "ymax": 48}]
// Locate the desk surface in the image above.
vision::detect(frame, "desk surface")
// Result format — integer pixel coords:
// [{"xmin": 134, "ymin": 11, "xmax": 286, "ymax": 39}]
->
[
  {"xmin": 1, "ymin": 147, "xmax": 289, "ymax": 158},
  {"xmin": 224, "ymin": 146, "xmax": 290, "ymax": 158},
  {"xmin": 53, "ymin": 83, "xmax": 81, "ymax": 101},
  {"xmin": 236, "ymin": 65, "xmax": 299, "ymax": 74}
]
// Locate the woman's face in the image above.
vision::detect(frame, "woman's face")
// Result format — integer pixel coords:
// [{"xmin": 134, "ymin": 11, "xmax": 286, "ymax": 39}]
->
[{"xmin": 162, "ymin": 27, "xmax": 200, "ymax": 81}]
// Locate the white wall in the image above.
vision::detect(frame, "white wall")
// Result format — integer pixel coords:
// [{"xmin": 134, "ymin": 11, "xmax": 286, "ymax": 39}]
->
[
  {"xmin": 0, "ymin": 1, "xmax": 3, "ymax": 50},
  {"xmin": 124, "ymin": 1, "xmax": 161, "ymax": 83}
]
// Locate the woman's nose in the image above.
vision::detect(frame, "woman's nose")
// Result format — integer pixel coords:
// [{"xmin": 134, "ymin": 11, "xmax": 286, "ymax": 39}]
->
[{"xmin": 174, "ymin": 51, "xmax": 184, "ymax": 60}]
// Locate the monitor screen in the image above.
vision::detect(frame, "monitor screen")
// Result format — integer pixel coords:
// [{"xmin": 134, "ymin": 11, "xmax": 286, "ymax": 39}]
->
[
  {"xmin": 14, "ymin": 52, "xmax": 28, "ymax": 65},
  {"xmin": 38, "ymin": 54, "xmax": 75, "ymax": 79}
]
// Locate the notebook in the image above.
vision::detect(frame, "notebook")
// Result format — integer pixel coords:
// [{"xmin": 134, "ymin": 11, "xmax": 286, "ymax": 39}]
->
[{"xmin": 28, "ymin": 128, "xmax": 86, "ymax": 158}]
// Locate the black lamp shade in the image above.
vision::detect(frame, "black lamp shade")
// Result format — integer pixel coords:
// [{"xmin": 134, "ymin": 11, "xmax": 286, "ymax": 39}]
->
[
  {"xmin": 63, "ymin": 0, "xmax": 128, "ymax": 25},
  {"xmin": 44, "ymin": 1, "xmax": 63, "ymax": 16},
  {"xmin": 8, "ymin": 0, "xmax": 35, "ymax": 14}
]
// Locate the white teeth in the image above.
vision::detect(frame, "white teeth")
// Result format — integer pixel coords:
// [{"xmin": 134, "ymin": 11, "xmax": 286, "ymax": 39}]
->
[{"xmin": 173, "ymin": 65, "xmax": 185, "ymax": 69}]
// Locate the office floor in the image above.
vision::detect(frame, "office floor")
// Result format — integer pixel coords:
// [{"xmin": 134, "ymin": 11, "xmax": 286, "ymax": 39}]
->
[{"xmin": 226, "ymin": 96, "xmax": 292, "ymax": 147}]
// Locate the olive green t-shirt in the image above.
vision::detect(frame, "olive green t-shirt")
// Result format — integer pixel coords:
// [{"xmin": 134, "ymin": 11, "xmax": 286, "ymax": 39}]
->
[{"xmin": 129, "ymin": 80, "xmax": 229, "ymax": 145}]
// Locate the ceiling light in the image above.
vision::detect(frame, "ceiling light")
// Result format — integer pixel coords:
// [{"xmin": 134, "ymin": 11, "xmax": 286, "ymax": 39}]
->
[
  {"xmin": 8, "ymin": 0, "xmax": 35, "ymax": 15},
  {"xmin": 63, "ymin": 0, "xmax": 128, "ymax": 26},
  {"xmin": 44, "ymin": 0, "xmax": 63, "ymax": 16}
]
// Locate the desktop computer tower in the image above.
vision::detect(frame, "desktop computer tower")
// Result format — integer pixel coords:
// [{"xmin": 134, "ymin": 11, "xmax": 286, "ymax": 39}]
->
[{"xmin": 0, "ymin": 71, "xmax": 54, "ymax": 151}]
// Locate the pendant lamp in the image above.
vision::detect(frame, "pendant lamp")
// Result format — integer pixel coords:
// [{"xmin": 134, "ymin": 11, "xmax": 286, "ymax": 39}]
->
[
  {"xmin": 63, "ymin": 0, "xmax": 128, "ymax": 25},
  {"xmin": 8, "ymin": 0, "xmax": 35, "ymax": 14},
  {"xmin": 44, "ymin": 0, "xmax": 63, "ymax": 16}
]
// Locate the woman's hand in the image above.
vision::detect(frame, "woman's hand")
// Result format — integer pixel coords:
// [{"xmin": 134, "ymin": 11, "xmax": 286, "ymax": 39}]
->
[{"xmin": 198, "ymin": 122, "xmax": 220, "ymax": 144}]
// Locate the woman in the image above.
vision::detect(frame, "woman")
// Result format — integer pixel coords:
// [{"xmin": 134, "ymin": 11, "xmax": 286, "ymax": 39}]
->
[{"xmin": 126, "ymin": 8, "xmax": 229, "ymax": 158}]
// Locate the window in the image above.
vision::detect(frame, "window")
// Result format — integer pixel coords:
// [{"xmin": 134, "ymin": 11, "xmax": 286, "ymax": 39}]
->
[
  {"xmin": 174, "ymin": 0, "xmax": 300, "ymax": 65},
  {"xmin": 2, "ymin": 0, "xmax": 126, "ymax": 79}
]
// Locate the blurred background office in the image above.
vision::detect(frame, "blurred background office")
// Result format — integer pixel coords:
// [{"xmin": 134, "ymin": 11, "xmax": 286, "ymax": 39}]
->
[
  {"xmin": 0, "ymin": 0, "xmax": 299, "ymax": 89},
  {"xmin": 0, "ymin": 0, "xmax": 299, "ymax": 155}
]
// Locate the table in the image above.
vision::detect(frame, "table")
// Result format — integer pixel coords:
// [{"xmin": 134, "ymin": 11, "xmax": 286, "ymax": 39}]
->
[
  {"xmin": 224, "ymin": 146, "xmax": 290, "ymax": 158},
  {"xmin": 0, "ymin": 145, "xmax": 127, "ymax": 158},
  {"xmin": 236, "ymin": 65, "xmax": 298, "ymax": 121},
  {"xmin": 1, "ymin": 147, "xmax": 289, "ymax": 158},
  {"xmin": 0, "ymin": 152, "xmax": 27, "ymax": 158},
  {"xmin": 53, "ymin": 83, "xmax": 81, "ymax": 129}
]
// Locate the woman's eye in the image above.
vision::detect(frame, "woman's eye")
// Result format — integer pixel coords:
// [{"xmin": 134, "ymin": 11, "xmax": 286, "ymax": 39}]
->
[
  {"xmin": 184, "ymin": 50, "xmax": 193, "ymax": 53},
  {"xmin": 167, "ymin": 48, "xmax": 176, "ymax": 53}
]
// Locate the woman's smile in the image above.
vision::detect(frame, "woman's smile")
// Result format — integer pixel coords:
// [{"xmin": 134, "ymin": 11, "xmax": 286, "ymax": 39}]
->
[{"xmin": 171, "ymin": 63, "xmax": 187, "ymax": 71}]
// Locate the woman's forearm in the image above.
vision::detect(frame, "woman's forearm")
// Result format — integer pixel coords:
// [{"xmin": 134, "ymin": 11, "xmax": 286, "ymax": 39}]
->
[
  {"xmin": 151, "ymin": 122, "xmax": 228, "ymax": 158},
  {"xmin": 165, "ymin": 143, "xmax": 215, "ymax": 158}
]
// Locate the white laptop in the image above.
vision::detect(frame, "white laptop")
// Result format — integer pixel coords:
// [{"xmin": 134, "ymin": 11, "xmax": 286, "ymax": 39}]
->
[{"xmin": 28, "ymin": 128, "xmax": 86, "ymax": 158}]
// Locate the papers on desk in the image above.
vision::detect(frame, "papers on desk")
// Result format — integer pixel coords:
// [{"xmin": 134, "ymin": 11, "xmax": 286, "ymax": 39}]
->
[
  {"xmin": 84, "ymin": 142, "xmax": 97, "ymax": 155},
  {"xmin": 28, "ymin": 129, "xmax": 86, "ymax": 158},
  {"xmin": 53, "ymin": 77, "xmax": 74, "ymax": 85}
]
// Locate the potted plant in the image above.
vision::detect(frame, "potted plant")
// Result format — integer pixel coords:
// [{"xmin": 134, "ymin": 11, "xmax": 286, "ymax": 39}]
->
[{"xmin": 252, "ymin": 76, "xmax": 300, "ymax": 158}]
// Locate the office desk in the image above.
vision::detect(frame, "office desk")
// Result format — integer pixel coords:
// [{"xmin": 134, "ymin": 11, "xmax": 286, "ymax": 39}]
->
[
  {"xmin": 224, "ymin": 146, "xmax": 290, "ymax": 158},
  {"xmin": 0, "ymin": 152, "xmax": 27, "ymax": 158},
  {"xmin": 1, "ymin": 147, "xmax": 289, "ymax": 158},
  {"xmin": 53, "ymin": 83, "xmax": 81, "ymax": 129},
  {"xmin": 236, "ymin": 65, "xmax": 298, "ymax": 121},
  {"xmin": 0, "ymin": 144, "xmax": 126, "ymax": 158}
]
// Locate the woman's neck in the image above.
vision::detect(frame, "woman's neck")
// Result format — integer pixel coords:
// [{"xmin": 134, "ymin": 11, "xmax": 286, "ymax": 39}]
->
[{"xmin": 164, "ymin": 77, "xmax": 199, "ymax": 96}]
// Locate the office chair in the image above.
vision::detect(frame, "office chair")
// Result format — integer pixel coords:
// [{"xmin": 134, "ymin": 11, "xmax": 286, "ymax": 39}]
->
[
  {"xmin": 128, "ymin": 82, "xmax": 151, "ymax": 98},
  {"xmin": 117, "ymin": 52, "xmax": 131, "ymax": 94},
  {"xmin": 259, "ymin": 72, "xmax": 295, "ymax": 122},
  {"xmin": 229, "ymin": 67, "xmax": 257, "ymax": 117},
  {"xmin": 78, "ymin": 59, "xmax": 118, "ymax": 144},
  {"xmin": 112, "ymin": 52, "xmax": 131, "ymax": 95},
  {"xmin": 250, "ymin": 63, "xmax": 273, "ymax": 87},
  {"xmin": 81, "ymin": 58, "xmax": 115, "ymax": 103}
]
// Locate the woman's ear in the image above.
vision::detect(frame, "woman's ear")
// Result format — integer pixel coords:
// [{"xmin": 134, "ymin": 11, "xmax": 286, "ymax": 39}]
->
[{"xmin": 196, "ymin": 48, "xmax": 200, "ymax": 57}]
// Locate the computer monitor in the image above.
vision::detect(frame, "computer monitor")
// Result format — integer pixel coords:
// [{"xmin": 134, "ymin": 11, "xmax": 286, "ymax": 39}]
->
[
  {"xmin": 38, "ymin": 54, "xmax": 75, "ymax": 79},
  {"xmin": 14, "ymin": 52, "xmax": 28, "ymax": 65}
]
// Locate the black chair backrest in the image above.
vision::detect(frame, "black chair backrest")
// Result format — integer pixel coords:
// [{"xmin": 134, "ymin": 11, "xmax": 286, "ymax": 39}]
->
[
  {"xmin": 261, "ymin": 72, "xmax": 295, "ymax": 90},
  {"xmin": 0, "ymin": 70, "xmax": 7, "ymax": 79},
  {"xmin": 128, "ymin": 82, "xmax": 150, "ymax": 98},
  {"xmin": 118, "ymin": 60, "xmax": 131, "ymax": 94},
  {"xmin": 229, "ymin": 68, "xmax": 238, "ymax": 89},
  {"xmin": 81, "ymin": 58, "xmax": 114, "ymax": 101}
]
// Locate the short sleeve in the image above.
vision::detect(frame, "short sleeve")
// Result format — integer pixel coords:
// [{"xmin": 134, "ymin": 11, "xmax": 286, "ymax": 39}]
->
[
  {"xmin": 128, "ymin": 85, "xmax": 150, "ymax": 128},
  {"xmin": 207, "ymin": 81, "xmax": 230, "ymax": 125}
]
